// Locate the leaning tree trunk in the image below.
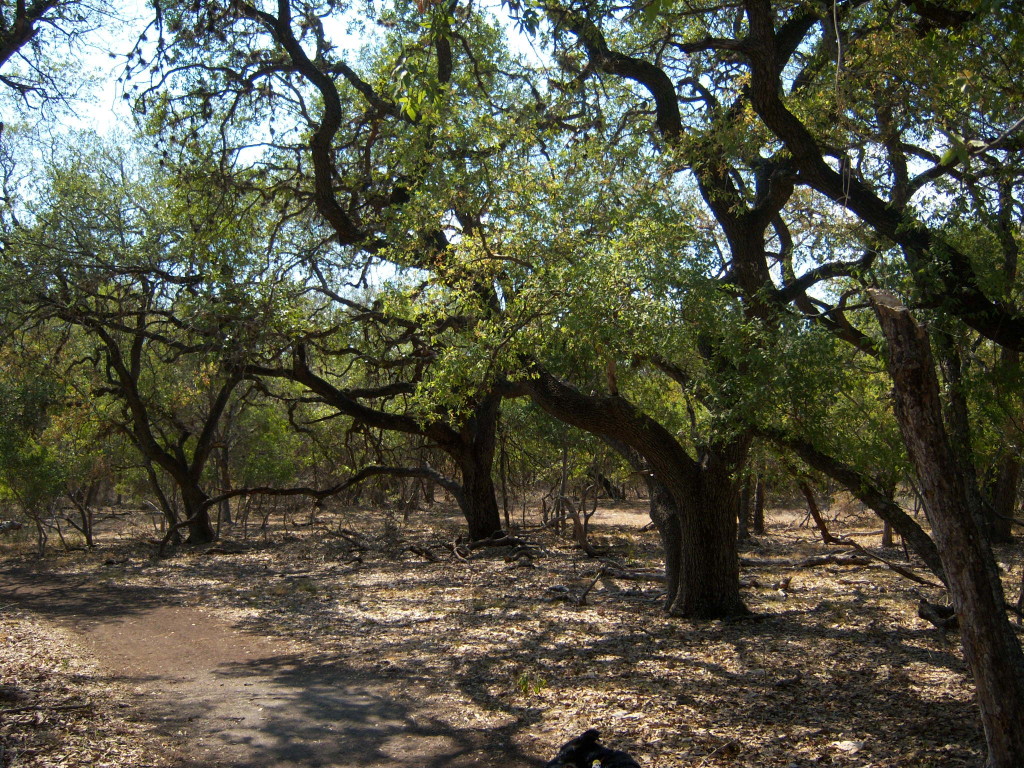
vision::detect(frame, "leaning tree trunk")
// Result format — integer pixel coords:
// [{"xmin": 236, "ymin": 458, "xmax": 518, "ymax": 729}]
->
[
  {"xmin": 520, "ymin": 371, "xmax": 750, "ymax": 618},
  {"xmin": 872, "ymin": 290, "xmax": 1024, "ymax": 768}
]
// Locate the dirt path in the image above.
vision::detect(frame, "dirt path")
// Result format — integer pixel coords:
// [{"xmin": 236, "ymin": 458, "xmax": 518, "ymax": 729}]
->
[{"xmin": 0, "ymin": 567, "xmax": 538, "ymax": 768}]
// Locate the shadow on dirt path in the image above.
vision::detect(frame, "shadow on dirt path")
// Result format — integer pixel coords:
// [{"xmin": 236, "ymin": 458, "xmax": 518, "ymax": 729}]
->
[{"xmin": 0, "ymin": 567, "xmax": 540, "ymax": 768}]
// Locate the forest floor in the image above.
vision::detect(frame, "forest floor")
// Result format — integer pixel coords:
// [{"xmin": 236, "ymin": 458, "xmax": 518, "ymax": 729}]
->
[{"xmin": 0, "ymin": 499, "xmax": 1021, "ymax": 768}]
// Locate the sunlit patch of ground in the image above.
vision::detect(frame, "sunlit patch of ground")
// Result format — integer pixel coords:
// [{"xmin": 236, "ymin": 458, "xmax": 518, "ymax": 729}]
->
[{"xmin": 5, "ymin": 497, "xmax": 1020, "ymax": 767}]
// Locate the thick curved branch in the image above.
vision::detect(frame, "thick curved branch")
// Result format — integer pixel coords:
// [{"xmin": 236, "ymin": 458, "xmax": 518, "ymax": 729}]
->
[
  {"xmin": 233, "ymin": 1, "xmax": 373, "ymax": 248},
  {"xmin": 203, "ymin": 463, "xmax": 463, "ymax": 511},
  {"xmin": 742, "ymin": 0, "xmax": 1024, "ymax": 352},
  {"xmin": 0, "ymin": 0, "xmax": 58, "ymax": 71},
  {"xmin": 548, "ymin": 6, "xmax": 682, "ymax": 139},
  {"xmin": 504, "ymin": 365, "xmax": 700, "ymax": 484},
  {"xmin": 755, "ymin": 427, "xmax": 945, "ymax": 581},
  {"xmin": 772, "ymin": 250, "xmax": 875, "ymax": 304},
  {"xmin": 247, "ymin": 345, "xmax": 459, "ymax": 448}
]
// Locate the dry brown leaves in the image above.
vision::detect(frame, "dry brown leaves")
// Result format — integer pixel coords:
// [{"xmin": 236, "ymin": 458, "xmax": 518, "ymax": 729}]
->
[
  {"xmin": 0, "ymin": 611, "xmax": 169, "ymax": 768},
  {"xmin": 5, "ymin": 502, "xmax": 1020, "ymax": 767}
]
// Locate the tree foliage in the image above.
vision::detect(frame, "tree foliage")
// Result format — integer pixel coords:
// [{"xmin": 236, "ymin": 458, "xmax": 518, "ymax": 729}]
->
[{"xmin": 1, "ymin": 0, "xmax": 1023, "ymax": 761}]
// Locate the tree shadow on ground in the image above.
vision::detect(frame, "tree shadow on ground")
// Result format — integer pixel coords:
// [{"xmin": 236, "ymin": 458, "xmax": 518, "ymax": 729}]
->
[
  {"xmin": 0, "ymin": 566, "xmax": 546, "ymax": 768},
  {"xmin": 0, "ymin": 565, "xmax": 186, "ymax": 626},
  {"xmin": 153, "ymin": 651, "xmax": 544, "ymax": 768}
]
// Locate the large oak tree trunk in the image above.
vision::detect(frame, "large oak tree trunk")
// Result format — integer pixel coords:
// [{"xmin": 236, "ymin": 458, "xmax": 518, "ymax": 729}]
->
[
  {"xmin": 447, "ymin": 394, "xmax": 503, "ymax": 541},
  {"xmin": 668, "ymin": 446, "xmax": 749, "ymax": 618},
  {"xmin": 455, "ymin": 454, "xmax": 502, "ymax": 541},
  {"xmin": 636, "ymin": 458, "xmax": 746, "ymax": 617},
  {"xmin": 519, "ymin": 371, "xmax": 749, "ymax": 618},
  {"xmin": 871, "ymin": 290, "xmax": 1024, "ymax": 768},
  {"xmin": 181, "ymin": 484, "xmax": 217, "ymax": 545}
]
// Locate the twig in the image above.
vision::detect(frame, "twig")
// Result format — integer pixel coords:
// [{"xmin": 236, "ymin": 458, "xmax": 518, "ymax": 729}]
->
[
  {"xmin": 834, "ymin": 537, "xmax": 943, "ymax": 588},
  {"xmin": 576, "ymin": 567, "xmax": 606, "ymax": 606},
  {"xmin": 695, "ymin": 739, "xmax": 739, "ymax": 766},
  {"xmin": 1, "ymin": 701, "xmax": 93, "ymax": 715}
]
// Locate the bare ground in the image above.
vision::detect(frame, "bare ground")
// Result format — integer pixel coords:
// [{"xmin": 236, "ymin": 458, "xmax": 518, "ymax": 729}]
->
[{"xmin": 1, "ymin": 500, "xmax": 1020, "ymax": 768}]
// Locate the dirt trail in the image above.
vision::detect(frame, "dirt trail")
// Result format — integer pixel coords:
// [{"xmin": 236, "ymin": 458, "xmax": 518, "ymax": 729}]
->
[{"xmin": 0, "ymin": 567, "xmax": 536, "ymax": 768}]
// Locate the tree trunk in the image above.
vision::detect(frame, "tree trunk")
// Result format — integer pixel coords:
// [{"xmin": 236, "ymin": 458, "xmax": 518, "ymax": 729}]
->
[
  {"xmin": 648, "ymin": 480, "xmax": 683, "ymax": 610},
  {"xmin": 144, "ymin": 461, "xmax": 182, "ymax": 545},
  {"xmin": 753, "ymin": 478, "xmax": 766, "ymax": 536},
  {"xmin": 798, "ymin": 480, "xmax": 839, "ymax": 544},
  {"xmin": 881, "ymin": 520, "xmax": 894, "ymax": 548},
  {"xmin": 989, "ymin": 453, "xmax": 1019, "ymax": 543},
  {"xmin": 448, "ymin": 394, "xmax": 503, "ymax": 541},
  {"xmin": 217, "ymin": 443, "xmax": 233, "ymax": 530},
  {"xmin": 612, "ymin": 441, "xmax": 683, "ymax": 610},
  {"xmin": 518, "ymin": 371, "xmax": 750, "ymax": 618},
  {"xmin": 871, "ymin": 290, "xmax": 1024, "ymax": 768},
  {"xmin": 738, "ymin": 474, "xmax": 753, "ymax": 541},
  {"xmin": 612, "ymin": 439, "xmax": 741, "ymax": 615},
  {"xmin": 499, "ymin": 419, "xmax": 511, "ymax": 530},
  {"xmin": 270, "ymin": 350, "xmax": 502, "ymax": 540},
  {"xmin": 669, "ymin": 451, "xmax": 749, "ymax": 618},
  {"xmin": 182, "ymin": 484, "xmax": 217, "ymax": 545},
  {"xmin": 456, "ymin": 456, "xmax": 502, "ymax": 540},
  {"xmin": 934, "ymin": 331, "xmax": 1002, "ymax": 544}
]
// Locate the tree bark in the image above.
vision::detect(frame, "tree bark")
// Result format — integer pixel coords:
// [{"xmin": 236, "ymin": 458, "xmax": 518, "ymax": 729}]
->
[
  {"xmin": 871, "ymin": 290, "xmax": 1024, "ymax": 768},
  {"xmin": 454, "ymin": 453, "xmax": 502, "ymax": 540},
  {"xmin": 181, "ymin": 484, "xmax": 217, "ymax": 545},
  {"xmin": 514, "ymin": 369, "xmax": 750, "ymax": 618},
  {"xmin": 934, "ymin": 331, "xmax": 1002, "ymax": 544},
  {"xmin": 881, "ymin": 520, "xmax": 894, "ymax": 549},
  {"xmin": 672, "ymin": 447, "xmax": 749, "ymax": 617},
  {"xmin": 753, "ymin": 478, "xmax": 766, "ymax": 536},
  {"xmin": 445, "ymin": 393, "xmax": 503, "ymax": 541},
  {"xmin": 989, "ymin": 453, "xmax": 1019, "ymax": 543}
]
